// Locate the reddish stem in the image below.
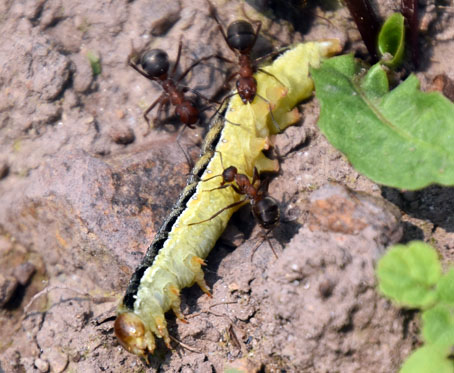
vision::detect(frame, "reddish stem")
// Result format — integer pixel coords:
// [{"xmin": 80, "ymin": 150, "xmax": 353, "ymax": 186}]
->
[
  {"xmin": 344, "ymin": 0, "xmax": 381, "ymax": 61},
  {"xmin": 401, "ymin": 0, "xmax": 419, "ymax": 68}
]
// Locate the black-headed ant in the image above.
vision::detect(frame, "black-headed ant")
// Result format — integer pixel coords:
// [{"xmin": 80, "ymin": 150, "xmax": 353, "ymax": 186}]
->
[
  {"xmin": 206, "ymin": 1, "xmax": 286, "ymax": 109},
  {"xmin": 128, "ymin": 40, "xmax": 217, "ymax": 131},
  {"xmin": 188, "ymin": 152, "xmax": 280, "ymax": 257}
]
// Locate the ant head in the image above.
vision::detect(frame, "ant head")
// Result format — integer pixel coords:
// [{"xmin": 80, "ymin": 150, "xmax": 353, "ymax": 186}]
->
[
  {"xmin": 253, "ymin": 196, "xmax": 280, "ymax": 230},
  {"xmin": 140, "ymin": 49, "xmax": 170, "ymax": 77},
  {"xmin": 222, "ymin": 166, "xmax": 237, "ymax": 183},
  {"xmin": 226, "ymin": 20, "xmax": 256, "ymax": 53}
]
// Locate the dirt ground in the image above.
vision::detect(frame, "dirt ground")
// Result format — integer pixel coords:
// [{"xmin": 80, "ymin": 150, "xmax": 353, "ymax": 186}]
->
[{"xmin": 1, "ymin": 0, "xmax": 454, "ymax": 372}]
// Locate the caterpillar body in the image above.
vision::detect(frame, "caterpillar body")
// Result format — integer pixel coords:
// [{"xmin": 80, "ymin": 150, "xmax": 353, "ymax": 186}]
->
[{"xmin": 115, "ymin": 41, "xmax": 341, "ymax": 360}]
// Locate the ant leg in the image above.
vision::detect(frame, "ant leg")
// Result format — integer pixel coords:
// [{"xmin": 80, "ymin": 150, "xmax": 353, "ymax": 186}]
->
[
  {"xmin": 181, "ymin": 86, "xmax": 220, "ymax": 105},
  {"xmin": 171, "ymin": 38, "xmax": 184, "ymax": 76},
  {"xmin": 250, "ymin": 229, "xmax": 278, "ymax": 262},
  {"xmin": 256, "ymin": 93, "xmax": 281, "ymax": 133},
  {"xmin": 175, "ymin": 125, "xmax": 196, "ymax": 169},
  {"xmin": 155, "ymin": 95, "xmax": 170, "ymax": 121},
  {"xmin": 200, "ymin": 173, "xmax": 223, "ymax": 183},
  {"xmin": 178, "ymin": 54, "xmax": 232, "ymax": 83},
  {"xmin": 265, "ymin": 233, "xmax": 278, "ymax": 258},
  {"xmin": 217, "ymin": 150, "xmax": 225, "ymax": 169},
  {"xmin": 204, "ymin": 183, "xmax": 231, "ymax": 192},
  {"xmin": 209, "ymin": 92, "xmax": 237, "ymax": 120},
  {"xmin": 187, "ymin": 199, "xmax": 247, "ymax": 226},
  {"xmin": 128, "ymin": 56, "xmax": 155, "ymax": 81},
  {"xmin": 257, "ymin": 68, "xmax": 287, "ymax": 89},
  {"xmin": 251, "ymin": 20, "xmax": 262, "ymax": 50},
  {"xmin": 127, "ymin": 40, "xmax": 141, "ymax": 66},
  {"xmin": 205, "ymin": 182, "xmax": 242, "ymax": 194},
  {"xmin": 251, "ymin": 167, "xmax": 259, "ymax": 185},
  {"xmin": 254, "ymin": 46, "xmax": 290, "ymax": 64},
  {"xmin": 205, "ymin": 0, "xmax": 235, "ymax": 54},
  {"xmin": 223, "ymin": 71, "xmax": 239, "ymax": 91},
  {"xmin": 199, "ymin": 151, "xmax": 226, "ymax": 182},
  {"xmin": 143, "ymin": 94, "xmax": 165, "ymax": 128},
  {"xmin": 199, "ymin": 104, "xmax": 240, "ymax": 126},
  {"xmin": 214, "ymin": 54, "xmax": 236, "ymax": 65},
  {"xmin": 199, "ymin": 91, "xmax": 241, "ymax": 127},
  {"xmin": 257, "ymin": 176, "xmax": 271, "ymax": 195}
]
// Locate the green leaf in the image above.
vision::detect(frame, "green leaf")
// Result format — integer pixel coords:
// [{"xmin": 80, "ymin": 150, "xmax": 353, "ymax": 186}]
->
[
  {"xmin": 422, "ymin": 304, "xmax": 454, "ymax": 345},
  {"xmin": 360, "ymin": 63, "xmax": 389, "ymax": 99},
  {"xmin": 312, "ymin": 55, "xmax": 454, "ymax": 190},
  {"xmin": 378, "ymin": 13, "xmax": 405, "ymax": 68},
  {"xmin": 376, "ymin": 241, "xmax": 441, "ymax": 308},
  {"xmin": 437, "ymin": 269, "xmax": 454, "ymax": 304},
  {"xmin": 400, "ymin": 345, "xmax": 453, "ymax": 373}
]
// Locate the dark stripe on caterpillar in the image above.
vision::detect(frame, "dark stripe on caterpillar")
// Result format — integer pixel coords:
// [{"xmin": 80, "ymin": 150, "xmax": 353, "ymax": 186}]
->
[{"xmin": 122, "ymin": 112, "xmax": 226, "ymax": 309}]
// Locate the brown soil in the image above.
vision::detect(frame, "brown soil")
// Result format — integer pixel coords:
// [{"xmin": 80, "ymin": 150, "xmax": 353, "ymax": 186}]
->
[{"xmin": 0, "ymin": 1, "xmax": 453, "ymax": 372}]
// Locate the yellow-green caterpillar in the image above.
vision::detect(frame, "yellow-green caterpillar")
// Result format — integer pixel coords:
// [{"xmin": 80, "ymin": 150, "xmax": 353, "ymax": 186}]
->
[{"xmin": 115, "ymin": 40, "xmax": 341, "ymax": 360}]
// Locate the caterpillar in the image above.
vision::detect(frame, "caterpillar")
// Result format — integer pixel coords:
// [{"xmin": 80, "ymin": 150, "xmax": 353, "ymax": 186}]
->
[{"xmin": 114, "ymin": 40, "xmax": 341, "ymax": 361}]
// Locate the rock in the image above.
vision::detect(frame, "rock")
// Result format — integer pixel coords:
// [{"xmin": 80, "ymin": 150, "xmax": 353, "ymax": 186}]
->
[
  {"xmin": 44, "ymin": 348, "xmax": 68, "ymax": 373},
  {"xmin": 109, "ymin": 125, "xmax": 135, "ymax": 145},
  {"xmin": 30, "ymin": 43, "xmax": 71, "ymax": 101},
  {"xmin": 13, "ymin": 262, "xmax": 36, "ymax": 285},
  {"xmin": 0, "ymin": 274, "xmax": 18, "ymax": 307},
  {"xmin": 0, "ymin": 145, "xmax": 188, "ymax": 290},
  {"xmin": 308, "ymin": 183, "xmax": 402, "ymax": 248},
  {"xmin": 72, "ymin": 53, "xmax": 94, "ymax": 93},
  {"xmin": 131, "ymin": 0, "xmax": 181, "ymax": 36},
  {"xmin": 34, "ymin": 358, "xmax": 50, "ymax": 373},
  {"xmin": 248, "ymin": 183, "xmax": 406, "ymax": 372}
]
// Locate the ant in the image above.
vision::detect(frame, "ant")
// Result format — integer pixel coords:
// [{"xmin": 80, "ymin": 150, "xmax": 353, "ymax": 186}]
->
[
  {"xmin": 188, "ymin": 152, "xmax": 280, "ymax": 257},
  {"xmin": 128, "ymin": 39, "xmax": 218, "ymax": 131},
  {"xmin": 206, "ymin": 0, "xmax": 286, "ymax": 117}
]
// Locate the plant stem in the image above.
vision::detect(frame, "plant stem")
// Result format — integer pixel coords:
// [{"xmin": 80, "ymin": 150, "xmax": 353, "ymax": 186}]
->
[
  {"xmin": 343, "ymin": 0, "xmax": 380, "ymax": 61},
  {"xmin": 401, "ymin": 0, "xmax": 419, "ymax": 68}
]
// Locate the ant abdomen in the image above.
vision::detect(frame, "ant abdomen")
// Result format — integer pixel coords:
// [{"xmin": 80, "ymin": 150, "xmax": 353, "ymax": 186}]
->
[
  {"xmin": 253, "ymin": 196, "xmax": 280, "ymax": 230},
  {"xmin": 176, "ymin": 101, "xmax": 199, "ymax": 127},
  {"xmin": 227, "ymin": 20, "xmax": 256, "ymax": 52},
  {"xmin": 140, "ymin": 49, "xmax": 170, "ymax": 78}
]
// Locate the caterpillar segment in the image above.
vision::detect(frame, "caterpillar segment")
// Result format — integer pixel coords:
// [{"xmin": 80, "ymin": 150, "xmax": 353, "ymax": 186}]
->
[{"xmin": 115, "ymin": 40, "xmax": 341, "ymax": 360}]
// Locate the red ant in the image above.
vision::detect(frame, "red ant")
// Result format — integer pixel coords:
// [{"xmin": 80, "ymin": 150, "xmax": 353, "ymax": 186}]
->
[
  {"xmin": 206, "ymin": 0, "xmax": 286, "ymax": 122},
  {"xmin": 128, "ymin": 40, "xmax": 217, "ymax": 131},
  {"xmin": 188, "ymin": 152, "xmax": 280, "ymax": 257}
]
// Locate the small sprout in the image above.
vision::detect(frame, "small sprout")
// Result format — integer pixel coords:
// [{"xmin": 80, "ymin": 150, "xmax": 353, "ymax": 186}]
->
[
  {"xmin": 378, "ymin": 13, "xmax": 405, "ymax": 68},
  {"xmin": 86, "ymin": 50, "xmax": 101, "ymax": 76}
]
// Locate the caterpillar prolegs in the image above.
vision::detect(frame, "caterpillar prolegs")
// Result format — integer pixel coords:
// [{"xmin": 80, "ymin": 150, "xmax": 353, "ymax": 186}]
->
[{"xmin": 115, "ymin": 41, "xmax": 341, "ymax": 360}]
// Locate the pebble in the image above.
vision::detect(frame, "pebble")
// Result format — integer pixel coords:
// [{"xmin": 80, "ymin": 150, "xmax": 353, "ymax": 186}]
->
[
  {"xmin": 13, "ymin": 262, "xmax": 36, "ymax": 285},
  {"xmin": 72, "ymin": 53, "xmax": 94, "ymax": 93},
  {"xmin": 46, "ymin": 348, "xmax": 68, "ymax": 373},
  {"xmin": 109, "ymin": 125, "xmax": 135, "ymax": 145},
  {"xmin": 34, "ymin": 358, "xmax": 50, "ymax": 373},
  {"xmin": 0, "ymin": 274, "xmax": 19, "ymax": 307},
  {"xmin": 0, "ymin": 161, "xmax": 9, "ymax": 179}
]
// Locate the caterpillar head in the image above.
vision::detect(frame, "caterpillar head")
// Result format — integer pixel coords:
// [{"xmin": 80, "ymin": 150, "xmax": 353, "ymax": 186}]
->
[{"xmin": 114, "ymin": 312, "xmax": 155, "ymax": 360}]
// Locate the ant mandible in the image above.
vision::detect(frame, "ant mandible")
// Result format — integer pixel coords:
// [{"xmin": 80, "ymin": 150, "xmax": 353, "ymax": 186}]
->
[
  {"xmin": 206, "ymin": 0, "xmax": 285, "ymax": 106},
  {"xmin": 188, "ymin": 152, "xmax": 280, "ymax": 256},
  {"xmin": 128, "ymin": 39, "xmax": 216, "ymax": 131}
]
